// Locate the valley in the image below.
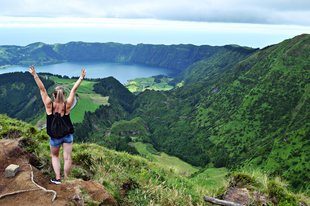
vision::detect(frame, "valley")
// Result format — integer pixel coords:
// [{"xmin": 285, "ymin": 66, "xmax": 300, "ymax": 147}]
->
[
  {"xmin": 1, "ymin": 34, "xmax": 310, "ymax": 205},
  {"xmin": 131, "ymin": 142, "xmax": 230, "ymax": 190},
  {"xmin": 132, "ymin": 142, "xmax": 199, "ymax": 176},
  {"xmin": 8, "ymin": 70, "xmax": 233, "ymax": 193}
]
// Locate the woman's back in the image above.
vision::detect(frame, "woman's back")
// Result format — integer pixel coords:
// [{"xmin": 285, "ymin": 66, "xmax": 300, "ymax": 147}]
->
[
  {"xmin": 51, "ymin": 101, "xmax": 66, "ymax": 116},
  {"xmin": 29, "ymin": 66, "xmax": 86, "ymax": 183}
]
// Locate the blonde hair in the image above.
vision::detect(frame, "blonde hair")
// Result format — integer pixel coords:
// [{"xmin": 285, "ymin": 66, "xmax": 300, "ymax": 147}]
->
[{"xmin": 53, "ymin": 86, "xmax": 65, "ymax": 102}]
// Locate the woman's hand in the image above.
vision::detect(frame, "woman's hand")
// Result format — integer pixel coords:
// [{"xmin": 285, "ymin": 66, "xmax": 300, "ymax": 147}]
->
[
  {"xmin": 29, "ymin": 65, "xmax": 37, "ymax": 77},
  {"xmin": 29, "ymin": 65, "xmax": 52, "ymax": 109},
  {"xmin": 80, "ymin": 68, "xmax": 86, "ymax": 79}
]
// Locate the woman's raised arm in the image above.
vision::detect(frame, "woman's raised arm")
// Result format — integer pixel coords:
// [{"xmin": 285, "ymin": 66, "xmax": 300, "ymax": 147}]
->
[
  {"xmin": 66, "ymin": 68, "xmax": 86, "ymax": 110},
  {"xmin": 29, "ymin": 65, "xmax": 52, "ymax": 107}
]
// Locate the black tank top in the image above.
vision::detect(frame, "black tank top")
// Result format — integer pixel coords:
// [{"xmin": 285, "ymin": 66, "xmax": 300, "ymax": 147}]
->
[{"xmin": 46, "ymin": 102, "xmax": 74, "ymax": 137}]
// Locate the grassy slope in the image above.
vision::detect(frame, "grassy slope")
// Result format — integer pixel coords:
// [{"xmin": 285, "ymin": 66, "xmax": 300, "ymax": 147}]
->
[
  {"xmin": 194, "ymin": 34, "xmax": 310, "ymax": 190},
  {"xmin": 110, "ymin": 117, "xmax": 148, "ymax": 137},
  {"xmin": 0, "ymin": 114, "xmax": 210, "ymax": 205},
  {"xmin": 132, "ymin": 142, "xmax": 199, "ymax": 176},
  {"xmin": 171, "ymin": 45, "xmax": 259, "ymax": 86},
  {"xmin": 133, "ymin": 141, "xmax": 229, "ymax": 190},
  {"xmin": 191, "ymin": 168, "xmax": 229, "ymax": 190},
  {"xmin": 1, "ymin": 114, "xmax": 309, "ymax": 206},
  {"xmin": 126, "ymin": 34, "xmax": 310, "ymax": 191}
]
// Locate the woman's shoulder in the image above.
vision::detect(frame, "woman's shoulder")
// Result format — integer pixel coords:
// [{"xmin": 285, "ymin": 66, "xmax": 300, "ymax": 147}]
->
[{"xmin": 64, "ymin": 100, "xmax": 71, "ymax": 114}]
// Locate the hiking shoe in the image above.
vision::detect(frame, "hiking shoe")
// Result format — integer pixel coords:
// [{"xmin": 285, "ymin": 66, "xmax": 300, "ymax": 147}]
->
[{"xmin": 50, "ymin": 177, "xmax": 61, "ymax": 185}]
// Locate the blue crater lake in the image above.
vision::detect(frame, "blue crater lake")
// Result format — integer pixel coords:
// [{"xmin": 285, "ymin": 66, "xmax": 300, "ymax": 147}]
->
[{"xmin": 0, "ymin": 61, "xmax": 181, "ymax": 84}]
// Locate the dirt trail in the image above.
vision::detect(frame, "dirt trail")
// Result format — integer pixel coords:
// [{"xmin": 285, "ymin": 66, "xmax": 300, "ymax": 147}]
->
[{"xmin": 0, "ymin": 139, "xmax": 117, "ymax": 206}]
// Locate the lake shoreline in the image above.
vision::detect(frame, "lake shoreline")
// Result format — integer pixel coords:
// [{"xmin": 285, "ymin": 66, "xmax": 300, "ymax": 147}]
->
[{"xmin": 0, "ymin": 60, "xmax": 181, "ymax": 84}]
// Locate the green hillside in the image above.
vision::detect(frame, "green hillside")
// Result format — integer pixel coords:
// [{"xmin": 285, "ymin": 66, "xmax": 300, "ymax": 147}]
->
[
  {"xmin": 1, "ymin": 114, "xmax": 309, "ymax": 205},
  {"xmin": 125, "ymin": 75, "xmax": 174, "ymax": 93},
  {"xmin": 52, "ymin": 42, "xmax": 222, "ymax": 71},
  {"xmin": 0, "ymin": 72, "xmax": 54, "ymax": 122},
  {"xmin": 2, "ymin": 34, "xmax": 310, "ymax": 195},
  {"xmin": 172, "ymin": 45, "xmax": 259, "ymax": 86},
  {"xmin": 0, "ymin": 42, "xmax": 64, "ymax": 66},
  {"xmin": 68, "ymin": 34, "xmax": 310, "ymax": 192},
  {"xmin": 0, "ymin": 41, "xmax": 258, "ymax": 85}
]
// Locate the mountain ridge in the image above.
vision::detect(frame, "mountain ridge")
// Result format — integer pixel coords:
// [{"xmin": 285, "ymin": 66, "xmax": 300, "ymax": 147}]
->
[
  {"xmin": 70, "ymin": 33, "xmax": 310, "ymax": 192},
  {"xmin": 0, "ymin": 41, "xmax": 258, "ymax": 86},
  {"xmin": 1, "ymin": 34, "xmax": 310, "ymax": 193}
]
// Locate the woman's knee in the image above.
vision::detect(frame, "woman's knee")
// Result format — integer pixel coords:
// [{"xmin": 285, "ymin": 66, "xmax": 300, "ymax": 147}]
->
[
  {"xmin": 51, "ymin": 153, "xmax": 59, "ymax": 158},
  {"xmin": 64, "ymin": 155, "xmax": 71, "ymax": 161}
]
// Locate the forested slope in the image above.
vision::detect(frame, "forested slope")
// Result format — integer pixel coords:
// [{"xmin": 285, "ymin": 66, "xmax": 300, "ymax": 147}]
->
[
  {"xmin": 72, "ymin": 34, "xmax": 310, "ymax": 191},
  {"xmin": 2, "ymin": 34, "xmax": 310, "ymax": 192},
  {"xmin": 0, "ymin": 72, "xmax": 54, "ymax": 122},
  {"xmin": 0, "ymin": 41, "xmax": 258, "ymax": 84},
  {"xmin": 0, "ymin": 42, "xmax": 64, "ymax": 66},
  {"xmin": 172, "ymin": 45, "xmax": 259, "ymax": 86}
]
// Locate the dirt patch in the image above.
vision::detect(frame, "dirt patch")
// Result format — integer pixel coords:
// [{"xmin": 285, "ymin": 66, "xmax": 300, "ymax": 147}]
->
[
  {"xmin": 0, "ymin": 138, "xmax": 117, "ymax": 206},
  {"xmin": 34, "ymin": 120, "xmax": 46, "ymax": 128},
  {"xmin": 224, "ymin": 188, "xmax": 251, "ymax": 205},
  {"xmin": 179, "ymin": 172, "xmax": 187, "ymax": 176}
]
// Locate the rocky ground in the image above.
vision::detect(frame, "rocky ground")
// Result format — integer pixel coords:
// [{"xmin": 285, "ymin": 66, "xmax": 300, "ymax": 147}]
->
[{"xmin": 0, "ymin": 138, "xmax": 117, "ymax": 206}]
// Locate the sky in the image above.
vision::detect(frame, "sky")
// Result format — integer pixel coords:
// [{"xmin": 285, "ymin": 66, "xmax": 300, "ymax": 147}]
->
[{"xmin": 0, "ymin": 0, "xmax": 310, "ymax": 48}]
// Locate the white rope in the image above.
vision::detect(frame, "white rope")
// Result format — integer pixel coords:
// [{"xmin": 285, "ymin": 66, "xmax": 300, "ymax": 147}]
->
[
  {"xmin": 0, "ymin": 188, "xmax": 41, "ymax": 199},
  {"xmin": 0, "ymin": 164, "xmax": 58, "ymax": 203},
  {"xmin": 29, "ymin": 164, "xmax": 57, "ymax": 202}
]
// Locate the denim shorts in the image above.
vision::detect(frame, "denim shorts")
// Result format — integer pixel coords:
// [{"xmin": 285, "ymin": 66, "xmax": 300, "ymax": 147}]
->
[{"xmin": 49, "ymin": 134, "xmax": 73, "ymax": 147}]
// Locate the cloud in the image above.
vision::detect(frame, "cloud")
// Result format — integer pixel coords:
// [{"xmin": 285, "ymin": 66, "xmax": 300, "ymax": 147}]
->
[{"xmin": 1, "ymin": 0, "xmax": 310, "ymax": 26}]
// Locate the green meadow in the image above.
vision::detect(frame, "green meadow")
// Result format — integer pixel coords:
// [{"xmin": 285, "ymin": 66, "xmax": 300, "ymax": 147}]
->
[
  {"xmin": 191, "ymin": 167, "xmax": 229, "ymax": 190},
  {"xmin": 124, "ymin": 76, "xmax": 174, "ymax": 93},
  {"xmin": 132, "ymin": 141, "xmax": 230, "ymax": 190},
  {"xmin": 132, "ymin": 142, "xmax": 199, "ymax": 176},
  {"xmin": 49, "ymin": 76, "xmax": 97, "ymax": 94}
]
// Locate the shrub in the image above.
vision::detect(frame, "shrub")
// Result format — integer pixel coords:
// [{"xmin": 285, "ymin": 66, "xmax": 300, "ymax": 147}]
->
[{"xmin": 72, "ymin": 152, "xmax": 93, "ymax": 169}]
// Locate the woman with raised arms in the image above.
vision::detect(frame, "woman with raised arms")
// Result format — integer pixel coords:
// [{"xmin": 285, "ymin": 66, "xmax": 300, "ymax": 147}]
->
[{"xmin": 29, "ymin": 66, "xmax": 86, "ymax": 184}]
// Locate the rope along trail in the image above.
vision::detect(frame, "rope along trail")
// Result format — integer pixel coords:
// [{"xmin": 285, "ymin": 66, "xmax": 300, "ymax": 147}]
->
[{"xmin": 0, "ymin": 164, "xmax": 57, "ymax": 203}]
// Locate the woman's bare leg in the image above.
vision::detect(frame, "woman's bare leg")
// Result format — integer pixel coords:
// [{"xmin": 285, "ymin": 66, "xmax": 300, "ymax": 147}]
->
[
  {"xmin": 63, "ymin": 142, "xmax": 73, "ymax": 179},
  {"xmin": 50, "ymin": 145, "xmax": 61, "ymax": 179}
]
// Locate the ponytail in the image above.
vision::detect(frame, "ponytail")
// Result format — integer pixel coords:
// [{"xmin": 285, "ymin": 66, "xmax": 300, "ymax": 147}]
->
[{"xmin": 53, "ymin": 86, "xmax": 65, "ymax": 102}]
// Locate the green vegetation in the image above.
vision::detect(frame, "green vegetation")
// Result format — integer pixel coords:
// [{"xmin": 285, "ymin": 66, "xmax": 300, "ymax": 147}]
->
[
  {"xmin": 69, "ymin": 34, "xmax": 310, "ymax": 192},
  {"xmin": 0, "ymin": 43, "xmax": 64, "ymax": 66},
  {"xmin": 132, "ymin": 142, "xmax": 199, "ymax": 176},
  {"xmin": 1, "ymin": 114, "xmax": 309, "ymax": 205},
  {"xmin": 0, "ymin": 72, "xmax": 109, "ymax": 124},
  {"xmin": 125, "ymin": 75, "xmax": 174, "ymax": 93},
  {"xmin": 41, "ymin": 74, "xmax": 109, "ymax": 123},
  {"xmin": 0, "ymin": 72, "xmax": 53, "ymax": 123},
  {"xmin": 0, "ymin": 115, "xmax": 210, "ymax": 205},
  {"xmin": 191, "ymin": 167, "xmax": 229, "ymax": 190},
  {"xmin": 110, "ymin": 117, "xmax": 148, "ymax": 138},
  {"xmin": 70, "ymin": 97, "xmax": 101, "ymax": 123},
  {"xmin": 0, "ymin": 42, "xmax": 206, "ymax": 70},
  {"xmin": 171, "ymin": 45, "xmax": 259, "ymax": 86},
  {"xmin": 48, "ymin": 75, "xmax": 111, "ymax": 123},
  {"xmin": 3, "ymin": 34, "xmax": 310, "ymax": 196},
  {"xmin": 224, "ymin": 168, "xmax": 309, "ymax": 205}
]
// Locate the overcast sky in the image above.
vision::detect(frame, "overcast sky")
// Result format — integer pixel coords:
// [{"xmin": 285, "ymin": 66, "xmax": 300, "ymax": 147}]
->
[{"xmin": 0, "ymin": 0, "xmax": 309, "ymax": 47}]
